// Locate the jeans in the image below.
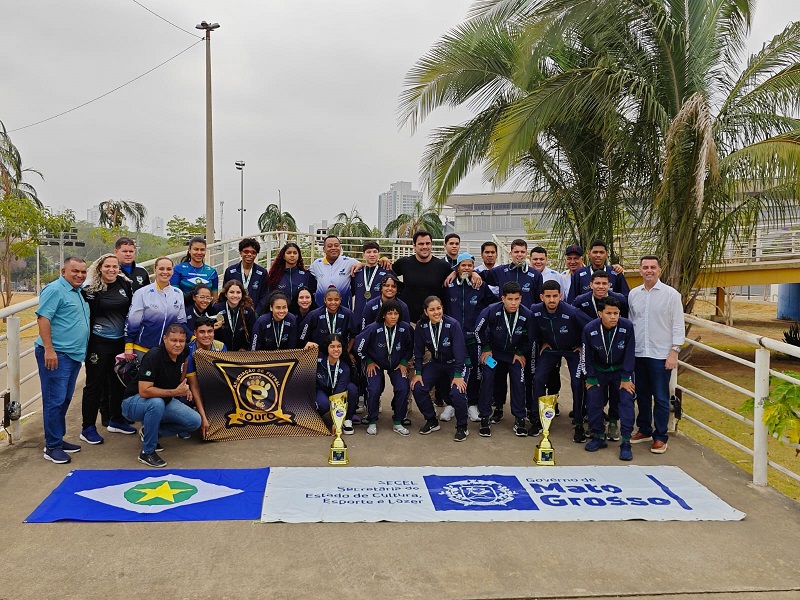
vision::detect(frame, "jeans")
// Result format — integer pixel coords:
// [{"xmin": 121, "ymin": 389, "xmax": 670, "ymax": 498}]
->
[
  {"xmin": 36, "ymin": 346, "xmax": 83, "ymax": 449},
  {"xmin": 122, "ymin": 394, "xmax": 201, "ymax": 453},
  {"xmin": 634, "ymin": 357, "xmax": 672, "ymax": 442}
]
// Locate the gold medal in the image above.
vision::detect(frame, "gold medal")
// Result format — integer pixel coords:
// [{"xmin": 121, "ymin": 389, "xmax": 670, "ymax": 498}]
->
[{"xmin": 364, "ymin": 291, "xmax": 371, "ymax": 299}]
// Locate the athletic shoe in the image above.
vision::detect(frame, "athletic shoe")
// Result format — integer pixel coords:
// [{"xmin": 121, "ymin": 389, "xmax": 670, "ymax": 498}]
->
[
  {"xmin": 139, "ymin": 428, "xmax": 164, "ymax": 452},
  {"xmin": 573, "ymin": 426, "xmax": 587, "ymax": 444},
  {"xmin": 454, "ymin": 427, "xmax": 468, "ymax": 442},
  {"xmin": 568, "ymin": 410, "xmax": 574, "ymax": 419},
  {"xmin": 101, "ymin": 418, "xmax": 110, "ymax": 428},
  {"xmin": 528, "ymin": 420, "xmax": 543, "ymax": 437},
  {"xmin": 176, "ymin": 431, "xmax": 191, "ymax": 439},
  {"xmin": 607, "ymin": 421, "xmax": 620, "ymax": 441},
  {"xmin": 351, "ymin": 415, "xmax": 361, "ymax": 425},
  {"xmin": 419, "ymin": 419, "xmax": 441, "ymax": 435},
  {"xmin": 479, "ymin": 418, "xmax": 491, "ymax": 437},
  {"xmin": 619, "ymin": 442, "xmax": 633, "ymax": 461},
  {"xmin": 513, "ymin": 418, "xmax": 528, "ymax": 437},
  {"xmin": 61, "ymin": 440, "xmax": 81, "ymax": 453},
  {"xmin": 631, "ymin": 431, "xmax": 652, "ymax": 444},
  {"xmin": 650, "ymin": 440, "xmax": 668, "ymax": 454},
  {"xmin": 439, "ymin": 405, "xmax": 455, "ymax": 422},
  {"xmin": 356, "ymin": 398, "xmax": 366, "ymax": 414},
  {"xmin": 138, "ymin": 451, "xmax": 167, "ymax": 468},
  {"xmin": 80, "ymin": 426, "xmax": 104, "ymax": 445},
  {"xmin": 402, "ymin": 418, "xmax": 412, "ymax": 427},
  {"xmin": 342, "ymin": 420, "xmax": 354, "ymax": 435},
  {"xmin": 468, "ymin": 405, "xmax": 480, "ymax": 422},
  {"xmin": 393, "ymin": 423, "xmax": 410, "ymax": 436},
  {"xmin": 490, "ymin": 408, "xmax": 504, "ymax": 424},
  {"xmin": 366, "ymin": 423, "xmax": 377, "ymax": 435},
  {"xmin": 555, "ymin": 402, "xmax": 560, "ymax": 416},
  {"xmin": 433, "ymin": 397, "xmax": 445, "ymax": 408},
  {"xmin": 585, "ymin": 436, "xmax": 608, "ymax": 452},
  {"xmin": 43, "ymin": 447, "xmax": 71, "ymax": 464},
  {"xmin": 107, "ymin": 421, "xmax": 137, "ymax": 435}
]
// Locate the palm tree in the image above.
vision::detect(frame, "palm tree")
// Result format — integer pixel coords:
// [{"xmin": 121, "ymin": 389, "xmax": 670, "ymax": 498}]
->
[
  {"xmin": 0, "ymin": 120, "xmax": 43, "ymax": 207},
  {"xmin": 401, "ymin": 0, "xmax": 800, "ymax": 306},
  {"xmin": 384, "ymin": 200, "xmax": 443, "ymax": 239},
  {"xmin": 328, "ymin": 206, "xmax": 373, "ymax": 239},
  {"xmin": 258, "ymin": 203, "xmax": 297, "ymax": 232},
  {"xmin": 98, "ymin": 200, "xmax": 147, "ymax": 234}
]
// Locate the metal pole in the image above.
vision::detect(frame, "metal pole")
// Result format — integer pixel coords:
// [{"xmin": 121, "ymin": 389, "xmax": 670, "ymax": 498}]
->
[
  {"xmin": 204, "ymin": 28, "xmax": 216, "ymax": 243},
  {"xmin": 7, "ymin": 316, "xmax": 21, "ymax": 442},
  {"xmin": 59, "ymin": 231, "xmax": 64, "ymax": 266},
  {"xmin": 752, "ymin": 348, "xmax": 770, "ymax": 486},
  {"xmin": 240, "ymin": 166, "xmax": 244, "ymax": 236}
]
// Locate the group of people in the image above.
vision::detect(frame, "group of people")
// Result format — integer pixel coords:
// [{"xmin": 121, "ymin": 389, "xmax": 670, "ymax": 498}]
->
[{"xmin": 34, "ymin": 230, "xmax": 684, "ymax": 468}]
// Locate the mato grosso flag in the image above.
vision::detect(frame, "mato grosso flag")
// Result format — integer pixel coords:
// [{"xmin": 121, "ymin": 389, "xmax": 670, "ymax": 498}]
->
[{"xmin": 194, "ymin": 348, "xmax": 330, "ymax": 441}]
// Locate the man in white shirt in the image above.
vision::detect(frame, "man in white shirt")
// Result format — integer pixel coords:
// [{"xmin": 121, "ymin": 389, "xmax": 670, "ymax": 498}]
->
[
  {"xmin": 627, "ymin": 255, "xmax": 685, "ymax": 454},
  {"xmin": 529, "ymin": 246, "xmax": 566, "ymax": 288}
]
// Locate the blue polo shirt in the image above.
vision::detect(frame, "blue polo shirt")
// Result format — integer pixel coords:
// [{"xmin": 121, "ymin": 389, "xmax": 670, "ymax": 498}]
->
[{"xmin": 35, "ymin": 276, "xmax": 91, "ymax": 362}]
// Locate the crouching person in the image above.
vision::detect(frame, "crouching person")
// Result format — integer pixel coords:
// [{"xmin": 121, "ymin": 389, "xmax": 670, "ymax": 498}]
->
[
  {"xmin": 316, "ymin": 334, "xmax": 358, "ymax": 434},
  {"xmin": 121, "ymin": 324, "xmax": 201, "ymax": 467}
]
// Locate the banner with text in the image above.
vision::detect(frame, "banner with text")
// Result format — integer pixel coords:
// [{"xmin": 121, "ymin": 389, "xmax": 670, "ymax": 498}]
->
[
  {"xmin": 196, "ymin": 349, "xmax": 330, "ymax": 441},
  {"xmin": 261, "ymin": 466, "xmax": 745, "ymax": 522}
]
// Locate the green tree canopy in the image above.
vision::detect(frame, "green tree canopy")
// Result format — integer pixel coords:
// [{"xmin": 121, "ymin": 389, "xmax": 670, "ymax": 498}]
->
[
  {"xmin": 384, "ymin": 200, "xmax": 443, "ymax": 239},
  {"xmin": 258, "ymin": 204, "xmax": 297, "ymax": 233}
]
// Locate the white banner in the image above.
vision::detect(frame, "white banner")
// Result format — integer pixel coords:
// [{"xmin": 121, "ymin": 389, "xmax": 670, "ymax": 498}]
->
[{"xmin": 261, "ymin": 466, "xmax": 744, "ymax": 523}]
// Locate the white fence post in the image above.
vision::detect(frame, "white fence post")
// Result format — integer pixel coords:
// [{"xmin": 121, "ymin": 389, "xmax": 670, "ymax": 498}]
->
[
  {"xmin": 223, "ymin": 241, "xmax": 229, "ymax": 271},
  {"xmin": 752, "ymin": 348, "xmax": 770, "ymax": 486},
  {"xmin": 7, "ymin": 316, "xmax": 21, "ymax": 442}
]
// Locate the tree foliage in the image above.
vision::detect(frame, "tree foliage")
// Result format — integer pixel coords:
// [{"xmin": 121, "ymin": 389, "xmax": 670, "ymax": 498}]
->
[
  {"xmin": 166, "ymin": 215, "xmax": 207, "ymax": 245},
  {"xmin": 258, "ymin": 204, "xmax": 297, "ymax": 233},
  {"xmin": 98, "ymin": 199, "xmax": 147, "ymax": 234},
  {"xmin": 384, "ymin": 200, "xmax": 443, "ymax": 239}
]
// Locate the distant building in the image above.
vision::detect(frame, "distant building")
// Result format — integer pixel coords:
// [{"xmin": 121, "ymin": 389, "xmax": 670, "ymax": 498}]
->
[
  {"xmin": 446, "ymin": 191, "xmax": 548, "ymax": 247},
  {"xmin": 309, "ymin": 220, "xmax": 328, "ymax": 244},
  {"xmin": 150, "ymin": 216, "xmax": 165, "ymax": 237},
  {"xmin": 378, "ymin": 181, "xmax": 423, "ymax": 234},
  {"xmin": 86, "ymin": 205, "xmax": 101, "ymax": 225}
]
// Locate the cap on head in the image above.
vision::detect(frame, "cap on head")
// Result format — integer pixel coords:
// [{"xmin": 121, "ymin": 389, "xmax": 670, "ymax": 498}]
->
[
  {"xmin": 456, "ymin": 252, "xmax": 474, "ymax": 266},
  {"xmin": 565, "ymin": 244, "xmax": 583, "ymax": 256}
]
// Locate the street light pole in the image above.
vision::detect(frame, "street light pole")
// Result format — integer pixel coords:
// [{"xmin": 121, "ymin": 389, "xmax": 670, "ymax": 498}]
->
[
  {"xmin": 196, "ymin": 20, "xmax": 220, "ymax": 243},
  {"xmin": 235, "ymin": 160, "xmax": 245, "ymax": 236}
]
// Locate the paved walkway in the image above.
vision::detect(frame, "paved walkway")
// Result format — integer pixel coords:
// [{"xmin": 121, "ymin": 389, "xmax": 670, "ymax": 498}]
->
[{"xmin": 2, "ymin": 380, "xmax": 799, "ymax": 600}]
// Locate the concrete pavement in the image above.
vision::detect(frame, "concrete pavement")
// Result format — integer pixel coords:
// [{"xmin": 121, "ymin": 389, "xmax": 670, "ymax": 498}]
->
[{"xmin": 1, "ymin": 383, "xmax": 799, "ymax": 600}]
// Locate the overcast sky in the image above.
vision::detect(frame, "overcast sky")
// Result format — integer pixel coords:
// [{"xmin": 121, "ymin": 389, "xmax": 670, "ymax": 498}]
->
[{"xmin": 3, "ymin": 0, "xmax": 799, "ymax": 239}]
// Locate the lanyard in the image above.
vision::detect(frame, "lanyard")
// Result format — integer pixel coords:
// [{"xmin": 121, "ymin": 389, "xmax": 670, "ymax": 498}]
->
[
  {"xmin": 328, "ymin": 359, "xmax": 339, "ymax": 390},
  {"xmin": 240, "ymin": 263, "xmax": 252, "ymax": 289},
  {"xmin": 430, "ymin": 320, "xmax": 443, "ymax": 358},
  {"xmin": 226, "ymin": 304, "xmax": 239, "ymax": 333},
  {"xmin": 272, "ymin": 318, "xmax": 285, "ymax": 348},
  {"xmin": 600, "ymin": 326, "xmax": 618, "ymax": 364},
  {"xmin": 503, "ymin": 310, "xmax": 519, "ymax": 342},
  {"xmin": 363, "ymin": 266, "xmax": 379, "ymax": 298},
  {"xmin": 326, "ymin": 311, "xmax": 337, "ymax": 334},
  {"xmin": 385, "ymin": 325, "xmax": 396, "ymax": 358},
  {"xmin": 591, "ymin": 295, "xmax": 599, "ymax": 317}
]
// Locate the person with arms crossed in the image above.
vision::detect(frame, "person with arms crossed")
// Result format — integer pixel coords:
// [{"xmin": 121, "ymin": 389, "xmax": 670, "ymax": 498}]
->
[
  {"xmin": 224, "ymin": 238, "xmax": 269, "ymax": 314},
  {"xmin": 628, "ymin": 255, "xmax": 685, "ymax": 454},
  {"xmin": 35, "ymin": 257, "xmax": 91, "ymax": 464}
]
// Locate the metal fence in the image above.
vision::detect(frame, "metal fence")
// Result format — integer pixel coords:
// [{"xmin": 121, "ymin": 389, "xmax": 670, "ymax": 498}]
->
[{"xmin": 3, "ymin": 230, "xmax": 800, "ymax": 490}]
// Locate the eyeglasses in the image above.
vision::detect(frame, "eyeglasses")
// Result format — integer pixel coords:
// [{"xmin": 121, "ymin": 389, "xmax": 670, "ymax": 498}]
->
[
  {"xmin": 241, "ymin": 250, "xmax": 258, "ymax": 256},
  {"xmin": 195, "ymin": 295, "xmax": 212, "ymax": 301}
]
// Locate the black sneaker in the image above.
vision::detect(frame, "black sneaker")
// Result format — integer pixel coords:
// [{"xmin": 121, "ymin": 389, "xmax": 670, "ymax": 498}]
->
[
  {"xmin": 419, "ymin": 419, "xmax": 441, "ymax": 435},
  {"xmin": 454, "ymin": 426, "xmax": 468, "ymax": 442},
  {"xmin": 573, "ymin": 426, "xmax": 587, "ymax": 444},
  {"xmin": 138, "ymin": 451, "xmax": 167, "ymax": 468},
  {"xmin": 479, "ymin": 418, "xmax": 492, "ymax": 437},
  {"xmin": 401, "ymin": 417, "xmax": 412, "ymax": 427},
  {"xmin": 529, "ymin": 420, "xmax": 543, "ymax": 437},
  {"xmin": 139, "ymin": 428, "xmax": 164, "ymax": 452},
  {"xmin": 554, "ymin": 402, "xmax": 560, "ymax": 416},
  {"xmin": 490, "ymin": 408, "xmax": 504, "ymax": 424},
  {"xmin": 513, "ymin": 418, "xmax": 528, "ymax": 437}
]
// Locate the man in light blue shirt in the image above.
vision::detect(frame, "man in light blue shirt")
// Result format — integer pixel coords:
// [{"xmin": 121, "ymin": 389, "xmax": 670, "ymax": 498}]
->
[{"xmin": 35, "ymin": 257, "xmax": 91, "ymax": 464}]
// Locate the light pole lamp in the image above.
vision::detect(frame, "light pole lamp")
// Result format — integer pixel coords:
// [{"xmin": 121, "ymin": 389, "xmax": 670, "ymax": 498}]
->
[
  {"xmin": 235, "ymin": 160, "xmax": 245, "ymax": 236},
  {"xmin": 196, "ymin": 20, "xmax": 220, "ymax": 243}
]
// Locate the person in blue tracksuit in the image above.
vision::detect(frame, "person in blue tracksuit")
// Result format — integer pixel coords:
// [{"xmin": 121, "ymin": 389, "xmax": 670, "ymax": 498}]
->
[
  {"xmin": 170, "ymin": 237, "xmax": 220, "ymax": 297},
  {"xmin": 266, "ymin": 242, "xmax": 317, "ymax": 301},
  {"xmin": 571, "ymin": 270, "xmax": 629, "ymax": 320},
  {"xmin": 361, "ymin": 274, "xmax": 410, "ymax": 329},
  {"xmin": 183, "ymin": 283, "xmax": 220, "ymax": 338},
  {"xmin": 567, "ymin": 239, "xmax": 630, "ymax": 302},
  {"xmin": 411, "ymin": 296, "xmax": 470, "ymax": 441},
  {"xmin": 251, "ymin": 292, "xmax": 300, "ymax": 351},
  {"xmin": 299, "ymin": 287, "xmax": 359, "ymax": 355},
  {"xmin": 125, "ymin": 257, "xmax": 187, "ymax": 357},
  {"xmin": 478, "ymin": 238, "xmax": 543, "ymax": 309},
  {"xmin": 315, "ymin": 334, "xmax": 358, "ymax": 435},
  {"xmin": 351, "ymin": 241, "xmax": 393, "ymax": 323},
  {"xmin": 223, "ymin": 237, "xmax": 269, "ymax": 315},
  {"xmin": 530, "ymin": 279, "xmax": 592, "ymax": 443},
  {"xmin": 474, "ymin": 281, "xmax": 532, "ymax": 438},
  {"xmin": 579, "ymin": 296, "xmax": 636, "ymax": 461},
  {"xmin": 354, "ymin": 299, "xmax": 413, "ymax": 436},
  {"xmin": 444, "ymin": 253, "xmax": 495, "ymax": 422}
]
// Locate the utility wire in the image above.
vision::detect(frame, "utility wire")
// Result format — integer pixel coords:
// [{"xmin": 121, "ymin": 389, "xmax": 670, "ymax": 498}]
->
[
  {"xmin": 8, "ymin": 40, "xmax": 203, "ymax": 133},
  {"xmin": 131, "ymin": 0, "xmax": 203, "ymax": 39}
]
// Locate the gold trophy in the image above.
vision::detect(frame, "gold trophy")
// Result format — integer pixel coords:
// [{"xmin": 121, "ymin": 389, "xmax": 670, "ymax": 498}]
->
[
  {"xmin": 535, "ymin": 394, "xmax": 558, "ymax": 465},
  {"xmin": 328, "ymin": 391, "xmax": 349, "ymax": 465}
]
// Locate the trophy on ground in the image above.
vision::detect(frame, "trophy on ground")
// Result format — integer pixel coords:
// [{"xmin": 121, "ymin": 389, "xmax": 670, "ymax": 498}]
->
[
  {"xmin": 535, "ymin": 394, "xmax": 557, "ymax": 466},
  {"xmin": 328, "ymin": 391, "xmax": 349, "ymax": 465}
]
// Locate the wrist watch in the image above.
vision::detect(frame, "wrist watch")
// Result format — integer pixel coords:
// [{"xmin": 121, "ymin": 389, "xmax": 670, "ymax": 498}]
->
[{"xmin": 671, "ymin": 345, "xmax": 681, "ymax": 353}]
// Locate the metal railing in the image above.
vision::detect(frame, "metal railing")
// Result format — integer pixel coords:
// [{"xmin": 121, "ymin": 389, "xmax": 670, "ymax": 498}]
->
[{"xmin": 3, "ymin": 231, "xmax": 800, "ymax": 491}]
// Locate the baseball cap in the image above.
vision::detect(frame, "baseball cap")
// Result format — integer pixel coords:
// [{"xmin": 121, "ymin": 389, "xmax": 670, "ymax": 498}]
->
[{"xmin": 565, "ymin": 244, "xmax": 583, "ymax": 256}]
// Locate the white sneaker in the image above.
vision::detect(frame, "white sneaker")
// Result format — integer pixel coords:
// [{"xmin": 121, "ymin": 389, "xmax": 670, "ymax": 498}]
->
[
  {"xmin": 342, "ymin": 420, "xmax": 354, "ymax": 435},
  {"xmin": 439, "ymin": 405, "xmax": 455, "ymax": 421},
  {"xmin": 366, "ymin": 423, "xmax": 377, "ymax": 435},
  {"xmin": 356, "ymin": 398, "xmax": 366, "ymax": 414},
  {"xmin": 468, "ymin": 405, "xmax": 480, "ymax": 422},
  {"xmin": 393, "ymin": 423, "xmax": 410, "ymax": 436}
]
